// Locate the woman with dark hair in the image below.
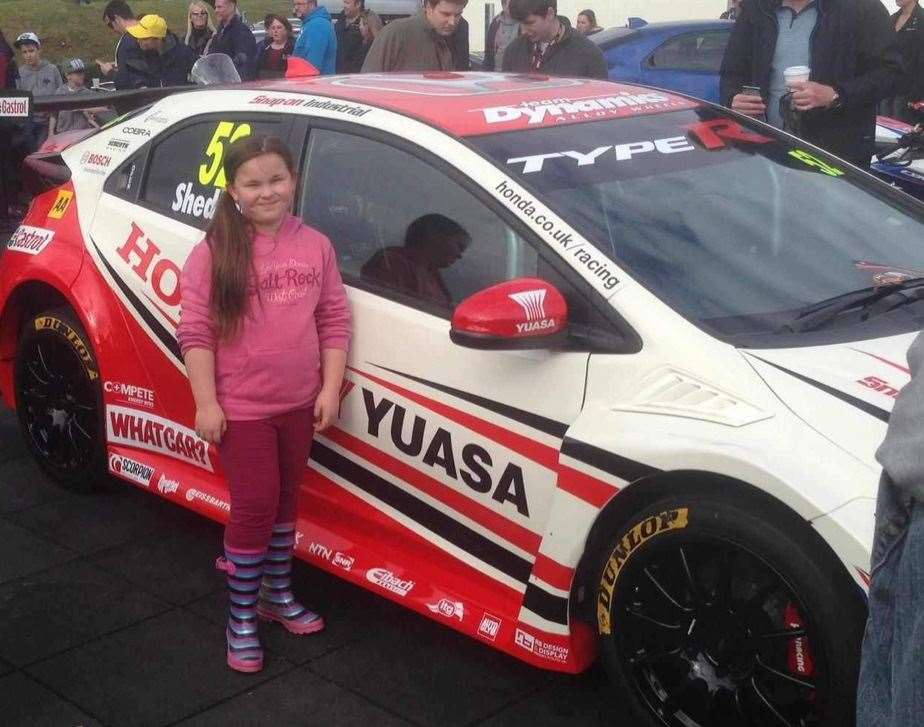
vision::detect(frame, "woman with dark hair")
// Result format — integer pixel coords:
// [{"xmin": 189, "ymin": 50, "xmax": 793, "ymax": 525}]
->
[
  {"xmin": 255, "ymin": 14, "xmax": 294, "ymax": 79},
  {"xmin": 575, "ymin": 9, "xmax": 602, "ymax": 36}
]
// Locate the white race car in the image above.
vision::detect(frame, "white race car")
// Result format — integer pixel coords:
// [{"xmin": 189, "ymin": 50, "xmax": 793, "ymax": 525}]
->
[{"xmin": 4, "ymin": 72, "xmax": 923, "ymax": 727}]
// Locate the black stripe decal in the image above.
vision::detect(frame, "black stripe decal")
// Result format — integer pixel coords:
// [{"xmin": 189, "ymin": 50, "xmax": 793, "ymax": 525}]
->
[
  {"xmin": 311, "ymin": 441, "xmax": 533, "ymax": 584},
  {"xmin": 561, "ymin": 438, "xmax": 661, "ymax": 482},
  {"xmin": 523, "ymin": 582, "xmax": 568, "ymax": 625},
  {"xmin": 751, "ymin": 356, "xmax": 890, "ymax": 423},
  {"xmin": 370, "ymin": 364, "xmax": 569, "ymax": 438},
  {"xmin": 91, "ymin": 237, "xmax": 183, "ymax": 363}
]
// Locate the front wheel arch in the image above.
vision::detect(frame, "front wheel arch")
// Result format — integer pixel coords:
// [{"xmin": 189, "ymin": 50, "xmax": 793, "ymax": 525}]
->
[{"xmin": 570, "ymin": 472, "xmax": 865, "ymax": 625}]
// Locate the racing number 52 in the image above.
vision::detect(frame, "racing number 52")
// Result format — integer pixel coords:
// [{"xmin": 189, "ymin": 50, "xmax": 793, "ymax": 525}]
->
[{"xmin": 198, "ymin": 121, "xmax": 252, "ymax": 189}]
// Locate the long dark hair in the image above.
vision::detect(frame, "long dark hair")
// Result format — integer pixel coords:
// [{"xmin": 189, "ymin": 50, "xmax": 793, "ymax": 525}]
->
[{"xmin": 206, "ymin": 134, "xmax": 296, "ymax": 340}]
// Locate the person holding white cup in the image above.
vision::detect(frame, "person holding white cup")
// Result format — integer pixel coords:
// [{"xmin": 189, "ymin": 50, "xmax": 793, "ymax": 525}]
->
[{"xmin": 719, "ymin": 0, "xmax": 903, "ymax": 167}]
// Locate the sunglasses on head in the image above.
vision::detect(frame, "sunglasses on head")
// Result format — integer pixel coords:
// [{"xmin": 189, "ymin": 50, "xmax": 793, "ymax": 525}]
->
[{"xmin": 191, "ymin": 10, "xmax": 208, "ymax": 15}]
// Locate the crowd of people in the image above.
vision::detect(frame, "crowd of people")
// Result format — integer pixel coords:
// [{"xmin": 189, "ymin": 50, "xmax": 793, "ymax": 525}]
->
[{"xmin": 0, "ymin": 0, "xmax": 608, "ymax": 228}]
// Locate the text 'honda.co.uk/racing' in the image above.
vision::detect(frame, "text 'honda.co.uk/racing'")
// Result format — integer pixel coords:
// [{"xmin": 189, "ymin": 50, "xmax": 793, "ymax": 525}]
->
[{"xmin": 3, "ymin": 70, "xmax": 923, "ymax": 727}]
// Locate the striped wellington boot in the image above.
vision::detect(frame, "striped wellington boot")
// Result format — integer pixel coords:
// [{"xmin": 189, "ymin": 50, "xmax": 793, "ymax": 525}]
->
[
  {"xmin": 215, "ymin": 548, "xmax": 265, "ymax": 673},
  {"xmin": 257, "ymin": 523, "xmax": 325, "ymax": 635}
]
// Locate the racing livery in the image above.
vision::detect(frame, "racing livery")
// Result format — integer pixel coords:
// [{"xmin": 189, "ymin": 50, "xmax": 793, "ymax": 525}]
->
[{"xmin": 4, "ymin": 72, "xmax": 924, "ymax": 727}]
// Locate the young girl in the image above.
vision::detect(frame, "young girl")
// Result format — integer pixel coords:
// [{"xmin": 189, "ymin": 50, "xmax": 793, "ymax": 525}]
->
[{"xmin": 178, "ymin": 135, "xmax": 351, "ymax": 674}]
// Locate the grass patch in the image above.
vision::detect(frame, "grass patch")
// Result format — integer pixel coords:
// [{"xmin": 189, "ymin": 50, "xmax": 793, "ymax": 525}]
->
[{"xmin": 1, "ymin": 0, "xmax": 281, "ymax": 69}]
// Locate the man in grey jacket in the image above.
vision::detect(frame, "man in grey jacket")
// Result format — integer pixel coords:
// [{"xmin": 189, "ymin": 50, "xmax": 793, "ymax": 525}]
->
[{"xmin": 857, "ymin": 331, "xmax": 924, "ymax": 726}]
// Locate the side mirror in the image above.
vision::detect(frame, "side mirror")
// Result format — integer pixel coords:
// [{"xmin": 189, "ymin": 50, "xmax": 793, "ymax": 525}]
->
[{"xmin": 450, "ymin": 278, "xmax": 568, "ymax": 350}]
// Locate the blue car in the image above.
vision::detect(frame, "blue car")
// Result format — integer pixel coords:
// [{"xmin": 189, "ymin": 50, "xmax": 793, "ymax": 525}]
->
[{"xmin": 591, "ymin": 19, "xmax": 734, "ymax": 104}]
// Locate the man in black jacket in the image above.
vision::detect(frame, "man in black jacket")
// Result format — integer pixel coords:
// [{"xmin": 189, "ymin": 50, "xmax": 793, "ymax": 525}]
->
[
  {"xmin": 719, "ymin": 0, "xmax": 902, "ymax": 167},
  {"xmin": 208, "ymin": 0, "xmax": 257, "ymax": 80},
  {"xmin": 124, "ymin": 15, "xmax": 196, "ymax": 87},
  {"xmin": 502, "ymin": 0, "xmax": 607, "ymax": 79}
]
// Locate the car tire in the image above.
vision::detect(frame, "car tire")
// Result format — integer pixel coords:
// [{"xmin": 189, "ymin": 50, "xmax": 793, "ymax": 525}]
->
[
  {"xmin": 14, "ymin": 308, "xmax": 107, "ymax": 492},
  {"xmin": 594, "ymin": 490, "xmax": 865, "ymax": 727}
]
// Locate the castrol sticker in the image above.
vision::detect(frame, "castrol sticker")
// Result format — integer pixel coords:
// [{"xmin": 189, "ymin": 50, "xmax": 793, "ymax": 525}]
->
[
  {"xmin": 106, "ymin": 405, "xmax": 213, "ymax": 471},
  {"xmin": 7, "ymin": 225, "xmax": 54, "ymax": 255}
]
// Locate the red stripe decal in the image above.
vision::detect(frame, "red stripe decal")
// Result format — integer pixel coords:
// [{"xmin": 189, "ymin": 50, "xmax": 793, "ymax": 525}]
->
[
  {"xmin": 854, "ymin": 349, "xmax": 911, "ymax": 375},
  {"xmin": 532, "ymin": 553, "xmax": 574, "ymax": 591},
  {"xmin": 349, "ymin": 367, "xmax": 560, "ymax": 471},
  {"xmin": 556, "ymin": 463, "xmax": 618, "ymax": 508},
  {"xmin": 322, "ymin": 425, "xmax": 543, "ymax": 554}
]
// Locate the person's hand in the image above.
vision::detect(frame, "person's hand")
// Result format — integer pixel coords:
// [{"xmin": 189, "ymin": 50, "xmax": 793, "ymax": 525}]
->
[
  {"xmin": 731, "ymin": 93, "xmax": 767, "ymax": 117},
  {"xmin": 97, "ymin": 60, "xmax": 115, "ymax": 76},
  {"xmin": 790, "ymin": 81, "xmax": 838, "ymax": 111},
  {"xmin": 314, "ymin": 386, "xmax": 340, "ymax": 433},
  {"xmin": 195, "ymin": 402, "xmax": 227, "ymax": 444}
]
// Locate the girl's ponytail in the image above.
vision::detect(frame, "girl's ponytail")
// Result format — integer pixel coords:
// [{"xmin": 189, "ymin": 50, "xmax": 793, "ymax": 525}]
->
[{"xmin": 204, "ymin": 134, "xmax": 296, "ymax": 341}]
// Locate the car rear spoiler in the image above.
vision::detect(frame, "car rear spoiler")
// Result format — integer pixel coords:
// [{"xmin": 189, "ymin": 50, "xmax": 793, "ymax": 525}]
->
[{"xmin": 35, "ymin": 84, "xmax": 200, "ymax": 117}]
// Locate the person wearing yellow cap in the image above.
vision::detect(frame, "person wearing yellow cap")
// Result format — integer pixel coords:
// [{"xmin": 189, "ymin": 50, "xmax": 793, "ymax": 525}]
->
[{"xmin": 120, "ymin": 14, "xmax": 197, "ymax": 87}]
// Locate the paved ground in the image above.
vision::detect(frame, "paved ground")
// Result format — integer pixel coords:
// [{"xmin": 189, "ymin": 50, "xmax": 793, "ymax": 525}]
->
[{"xmin": 0, "ymin": 407, "xmax": 619, "ymax": 727}]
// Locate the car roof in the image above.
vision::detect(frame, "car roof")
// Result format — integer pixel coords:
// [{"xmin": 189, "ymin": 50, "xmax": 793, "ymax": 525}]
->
[
  {"xmin": 258, "ymin": 72, "xmax": 700, "ymax": 137},
  {"xmin": 592, "ymin": 19, "xmax": 733, "ymax": 48}
]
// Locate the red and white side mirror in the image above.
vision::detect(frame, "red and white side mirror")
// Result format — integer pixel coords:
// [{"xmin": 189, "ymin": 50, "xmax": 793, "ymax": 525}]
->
[{"xmin": 450, "ymin": 278, "xmax": 568, "ymax": 349}]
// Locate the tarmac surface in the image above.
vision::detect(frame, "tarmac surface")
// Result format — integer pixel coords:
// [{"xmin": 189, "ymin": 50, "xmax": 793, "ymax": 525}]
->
[{"xmin": 0, "ymin": 407, "xmax": 620, "ymax": 727}]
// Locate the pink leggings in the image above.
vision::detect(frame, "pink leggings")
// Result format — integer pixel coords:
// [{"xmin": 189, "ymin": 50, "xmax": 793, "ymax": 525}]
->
[{"xmin": 218, "ymin": 407, "xmax": 314, "ymax": 551}]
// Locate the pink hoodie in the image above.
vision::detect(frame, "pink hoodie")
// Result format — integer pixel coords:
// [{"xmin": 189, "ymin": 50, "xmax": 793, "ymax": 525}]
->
[{"xmin": 178, "ymin": 215, "xmax": 351, "ymax": 421}]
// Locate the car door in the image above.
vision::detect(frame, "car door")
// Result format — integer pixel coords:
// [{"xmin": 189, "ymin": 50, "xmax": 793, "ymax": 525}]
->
[
  {"xmin": 642, "ymin": 29, "xmax": 731, "ymax": 104},
  {"xmin": 295, "ymin": 121, "xmax": 613, "ymax": 612},
  {"xmin": 86, "ymin": 111, "xmax": 298, "ymax": 459}
]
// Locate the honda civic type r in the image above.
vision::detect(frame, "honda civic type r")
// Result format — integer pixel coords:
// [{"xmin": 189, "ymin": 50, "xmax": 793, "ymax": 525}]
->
[{"xmin": 3, "ymin": 72, "xmax": 924, "ymax": 726}]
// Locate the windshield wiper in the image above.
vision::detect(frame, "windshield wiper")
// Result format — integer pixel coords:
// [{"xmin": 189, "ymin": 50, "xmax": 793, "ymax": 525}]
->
[{"xmin": 777, "ymin": 277, "xmax": 924, "ymax": 334}]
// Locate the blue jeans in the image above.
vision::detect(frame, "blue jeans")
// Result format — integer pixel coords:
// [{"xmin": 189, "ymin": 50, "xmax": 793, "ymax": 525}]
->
[{"xmin": 857, "ymin": 478, "xmax": 924, "ymax": 726}]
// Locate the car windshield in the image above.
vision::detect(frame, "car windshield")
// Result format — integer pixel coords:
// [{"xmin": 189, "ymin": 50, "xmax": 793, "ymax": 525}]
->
[{"xmin": 472, "ymin": 108, "xmax": 924, "ymax": 343}]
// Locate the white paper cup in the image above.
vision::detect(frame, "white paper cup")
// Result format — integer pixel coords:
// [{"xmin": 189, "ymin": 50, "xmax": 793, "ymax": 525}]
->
[{"xmin": 784, "ymin": 65, "xmax": 811, "ymax": 88}]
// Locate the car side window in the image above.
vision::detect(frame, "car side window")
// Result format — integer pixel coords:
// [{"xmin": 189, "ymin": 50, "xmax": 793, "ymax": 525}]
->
[
  {"xmin": 646, "ymin": 30, "xmax": 730, "ymax": 72},
  {"xmin": 299, "ymin": 127, "xmax": 541, "ymax": 314},
  {"xmin": 138, "ymin": 115, "xmax": 291, "ymax": 229}
]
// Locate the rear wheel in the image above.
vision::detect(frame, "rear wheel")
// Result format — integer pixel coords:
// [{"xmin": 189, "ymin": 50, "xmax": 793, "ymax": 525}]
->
[
  {"xmin": 14, "ymin": 308, "xmax": 106, "ymax": 491},
  {"xmin": 594, "ymin": 491, "xmax": 865, "ymax": 727}
]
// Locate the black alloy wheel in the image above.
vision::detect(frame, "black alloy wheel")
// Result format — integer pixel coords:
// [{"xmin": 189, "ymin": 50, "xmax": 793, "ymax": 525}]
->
[
  {"xmin": 14, "ymin": 308, "xmax": 106, "ymax": 491},
  {"xmin": 595, "ymin": 493, "xmax": 866, "ymax": 727}
]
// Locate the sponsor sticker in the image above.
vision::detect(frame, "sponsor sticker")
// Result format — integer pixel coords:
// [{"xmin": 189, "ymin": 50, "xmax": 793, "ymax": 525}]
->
[
  {"xmin": 106, "ymin": 405, "xmax": 213, "ymax": 471},
  {"xmin": 104, "ymin": 380, "xmax": 156, "ymax": 409},
  {"xmin": 7, "ymin": 225, "xmax": 54, "ymax": 255},
  {"xmin": 366, "ymin": 567, "xmax": 415, "ymax": 597},
  {"xmin": 332, "ymin": 552, "xmax": 354, "ymax": 571},
  {"xmin": 427, "ymin": 598, "xmax": 464, "ymax": 621},
  {"xmin": 107, "ymin": 138, "xmax": 131, "ymax": 151},
  {"xmin": 506, "ymin": 136, "xmax": 696, "ymax": 175},
  {"xmin": 34, "ymin": 316, "xmax": 98, "ymax": 380},
  {"xmin": 185, "ymin": 488, "xmax": 230, "ymax": 512},
  {"xmin": 108, "ymin": 453, "xmax": 155, "ymax": 488},
  {"xmin": 480, "ymin": 92, "xmax": 686, "ymax": 128},
  {"xmin": 0, "ymin": 91, "xmax": 30, "ymax": 118},
  {"xmin": 80, "ymin": 151, "xmax": 112, "ymax": 171},
  {"xmin": 789, "ymin": 149, "xmax": 844, "ymax": 177},
  {"xmin": 307, "ymin": 541, "xmax": 355, "ymax": 571},
  {"xmin": 360, "ymin": 387, "xmax": 531, "ymax": 516},
  {"xmin": 156, "ymin": 473, "xmax": 179, "ymax": 495},
  {"xmin": 514, "ymin": 628, "xmax": 569, "ymax": 663},
  {"xmin": 121, "ymin": 126, "xmax": 151, "ymax": 137},
  {"xmin": 478, "ymin": 613, "xmax": 502, "ymax": 641},
  {"xmin": 115, "ymin": 222, "xmax": 182, "ymax": 310},
  {"xmin": 47, "ymin": 190, "xmax": 73, "ymax": 220},
  {"xmin": 143, "ymin": 110, "xmax": 171, "ymax": 125},
  {"xmin": 597, "ymin": 508, "xmax": 689, "ymax": 635},
  {"xmin": 250, "ymin": 94, "xmax": 372, "ymax": 117}
]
